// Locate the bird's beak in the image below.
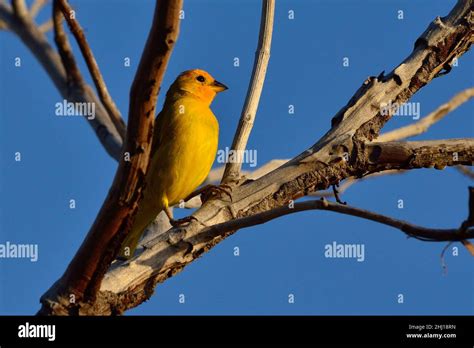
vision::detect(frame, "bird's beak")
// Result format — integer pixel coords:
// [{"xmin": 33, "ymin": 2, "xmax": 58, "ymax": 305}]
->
[{"xmin": 212, "ymin": 80, "xmax": 228, "ymax": 92}]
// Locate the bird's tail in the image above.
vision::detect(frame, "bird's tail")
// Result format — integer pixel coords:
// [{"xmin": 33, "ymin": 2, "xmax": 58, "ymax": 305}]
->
[
  {"xmin": 117, "ymin": 226, "xmax": 144, "ymax": 260},
  {"xmin": 117, "ymin": 204, "xmax": 162, "ymax": 260}
]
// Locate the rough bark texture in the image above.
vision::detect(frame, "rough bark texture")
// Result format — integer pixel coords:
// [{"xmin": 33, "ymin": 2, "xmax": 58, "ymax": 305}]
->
[{"xmin": 365, "ymin": 140, "xmax": 474, "ymax": 172}]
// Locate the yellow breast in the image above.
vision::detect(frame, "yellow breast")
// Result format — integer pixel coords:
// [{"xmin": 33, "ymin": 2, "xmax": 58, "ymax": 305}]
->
[{"xmin": 148, "ymin": 96, "xmax": 219, "ymax": 208}]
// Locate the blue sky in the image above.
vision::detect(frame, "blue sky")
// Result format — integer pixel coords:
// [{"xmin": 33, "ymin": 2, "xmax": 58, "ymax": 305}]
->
[{"xmin": 0, "ymin": 0, "xmax": 473, "ymax": 315}]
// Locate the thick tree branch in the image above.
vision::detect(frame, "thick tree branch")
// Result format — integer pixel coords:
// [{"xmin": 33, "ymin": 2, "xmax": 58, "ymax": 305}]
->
[
  {"xmin": 462, "ymin": 186, "xmax": 474, "ymax": 229},
  {"xmin": 190, "ymin": 162, "xmax": 402, "ymax": 205},
  {"xmin": 191, "ymin": 139, "xmax": 474, "ymax": 246},
  {"xmin": 38, "ymin": 0, "xmax": 182, "ymax": 315},
  {"xmin": 378, "ymin": 87, "xmax": 474, "ymax": 142},
  {"xmin": 221, "ymin": 0, "xmax": 274, "ymax": 183},
  {"xmin": 311, "ymin": 170, "xmax": 405, "ymax": 198},
  {"xmin": 185, "ymin": 159, "xmax": 289, "ymax": 208},
  {"xmin": 364, "ymin": 139, "xmax": 474, "ymax": 172},
  {"xmin": 0, "ymin": 1, "xmax": 123, "ymax": 159},
  {"xmin": 56, "ymin": 0, "xmax": 126, "ymax": 139}
]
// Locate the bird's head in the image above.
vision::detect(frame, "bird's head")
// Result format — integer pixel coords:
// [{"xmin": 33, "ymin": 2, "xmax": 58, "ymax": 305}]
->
[{"xmin": 169, "ymin": 69, "xmax": 228, "ymax": 104}]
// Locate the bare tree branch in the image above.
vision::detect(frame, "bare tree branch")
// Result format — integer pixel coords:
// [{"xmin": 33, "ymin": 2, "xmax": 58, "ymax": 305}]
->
[
  {"xmin": 190, "ymin": 161, "xmax": 403, "ymax": 205},
  {"xmin": 53, "ymin": 0, "xmax": 83, "ymax": 87},
  {"xmin": 101, "ymin": 173, "xmax": 474, "ymax": 303},
  {"xmin": 311, "ymin": 170, "xmax": 405, "ymax": 198},
  {"xmin": 378, "ymin": 87, "xmax": 474, "ymax": 142},
  {"xmin": 364, "ymin": 139, "xmax": 473, "ymax": 172},
  {"xmin": 39, "ymin": 0, "xmax": 182, "ymax": 315},
  {"xmin": 38, "ymin": 18, "xmax": 52, "ymax": 33},
  {"xmin": 456, "ymin": 165, "xmax": 474, "ymax": 179},
  {"xmin": 222, "ymin": 0, "xmax": 274, "ymax": 183},
  {"xmin": 197, "ymin": 199, "xmax": 474, "ymax": 244},
  {"xmin": 209, "ymin": 159, "xmax": 288, "ymax": 185},
  {"xmin": 0, "ymin": 1, "xmax": 10, "ymax": 30},
  {"xmin": 0, "ymin": 1, "xmax": 123, "ymax": 159},
  {"xmin": 11, "ymin": 0, "xmax": 28, "ymax": 19},
  {"xmin": 0, "ymin": 17, "xmax": 7, "ymax": 29},
  {"xmin": 30, "ymin": 0, "xmax": 48, "ymax": 18},
  {"xmin": 56, "ymin": 0, "xmax": 126, "ymax": 139},
  {"xmin": 184, "ymin": 159, "xmax": 289, "ymax": 209}
]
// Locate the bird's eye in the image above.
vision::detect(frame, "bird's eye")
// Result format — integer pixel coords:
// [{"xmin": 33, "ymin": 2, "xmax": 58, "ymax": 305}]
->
[{"xmin": 196, "ymin": 75, "xmax": 205, "ymax": 83}]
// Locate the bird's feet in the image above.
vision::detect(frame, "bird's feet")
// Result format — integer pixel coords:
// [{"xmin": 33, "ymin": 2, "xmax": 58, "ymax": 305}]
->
[
  {"xmin": 169, "ymin": 215, "xmax": 198, "ymax": 227},
  {"xmin": 184, "ymin": 184, "xmax": 233, "ymax": 204},
  {"xmin": 200, "ymin": 184, "xmax": 233, "ymax": 203},
  {"xmin": 163, "ymin": 206, "xmax": 198, "ymax": 227}
]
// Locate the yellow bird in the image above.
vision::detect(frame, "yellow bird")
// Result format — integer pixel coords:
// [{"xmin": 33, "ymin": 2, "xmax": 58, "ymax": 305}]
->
[{"xmin": 118, "ymin": 69, "xmax": 228, "ymax": 259}]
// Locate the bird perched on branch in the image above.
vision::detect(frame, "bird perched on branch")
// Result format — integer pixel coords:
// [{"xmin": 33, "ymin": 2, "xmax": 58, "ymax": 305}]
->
[{"xmin": 118, "ymin": 69, "xmax": 228, "ymax": 259}]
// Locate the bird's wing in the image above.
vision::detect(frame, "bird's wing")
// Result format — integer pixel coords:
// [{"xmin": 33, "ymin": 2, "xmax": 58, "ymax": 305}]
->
[{"xmin": 151, "ymin": 110, "xmax": 166, "ymax": 155}]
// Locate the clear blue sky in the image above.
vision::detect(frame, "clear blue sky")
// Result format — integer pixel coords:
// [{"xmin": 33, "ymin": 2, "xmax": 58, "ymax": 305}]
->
[{"xmin": 1, "ymin": 0, "xmax": 473, "ymax": 315}]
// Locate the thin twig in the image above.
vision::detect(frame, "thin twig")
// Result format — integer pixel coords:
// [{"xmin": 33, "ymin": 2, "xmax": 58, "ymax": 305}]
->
[
  {"xmin": 56, "ymin": 0, "xmax": 126, "ymax": 139},
  {"xmin": 456, "ymin": 165, "xmax": 474, "ymax": 180},
  {"xmin": 0, "ymin": 1, "xmax": 9, "ymax": 29},
  {"xmin": 0, "ymin": 0, "xmax": 123, "ymax": 159},
  {"xmin": 0, "ymin": 18, "xmax": 7, "ymax": 30},
  {"xmin": 38, "ymin": 18, "xmax": 53, "ymax": 33},
  {"xmin": 378, "ymin": 87, "xmax": 474, "ymax": 142},
  {"xmin": 53, "ymin": 0, "xmax": 84, "ymax": 88},
  {"xmin": 30, "ymin": 0, "xmax": 48, "ymax": 18},
  {"xmin": 11, "ymin": 0, "xmax": 28, "ymax": 19},
  {"xmin": 440, "ymin": 242, "xmax": 453, "ymax": 275},
  {"xmin": 197, "ymin": 199, "xmax": 474, "ymax": 244},
  {"xmin": 222, "ymin": 0, "xmax": 275, "ymax": 183}
]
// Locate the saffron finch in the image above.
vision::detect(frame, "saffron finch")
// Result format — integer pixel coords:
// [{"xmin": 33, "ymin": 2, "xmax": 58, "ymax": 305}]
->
[{"xmin": 118, "ymin": 69, "xmax": 228, "ymax": 259}]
